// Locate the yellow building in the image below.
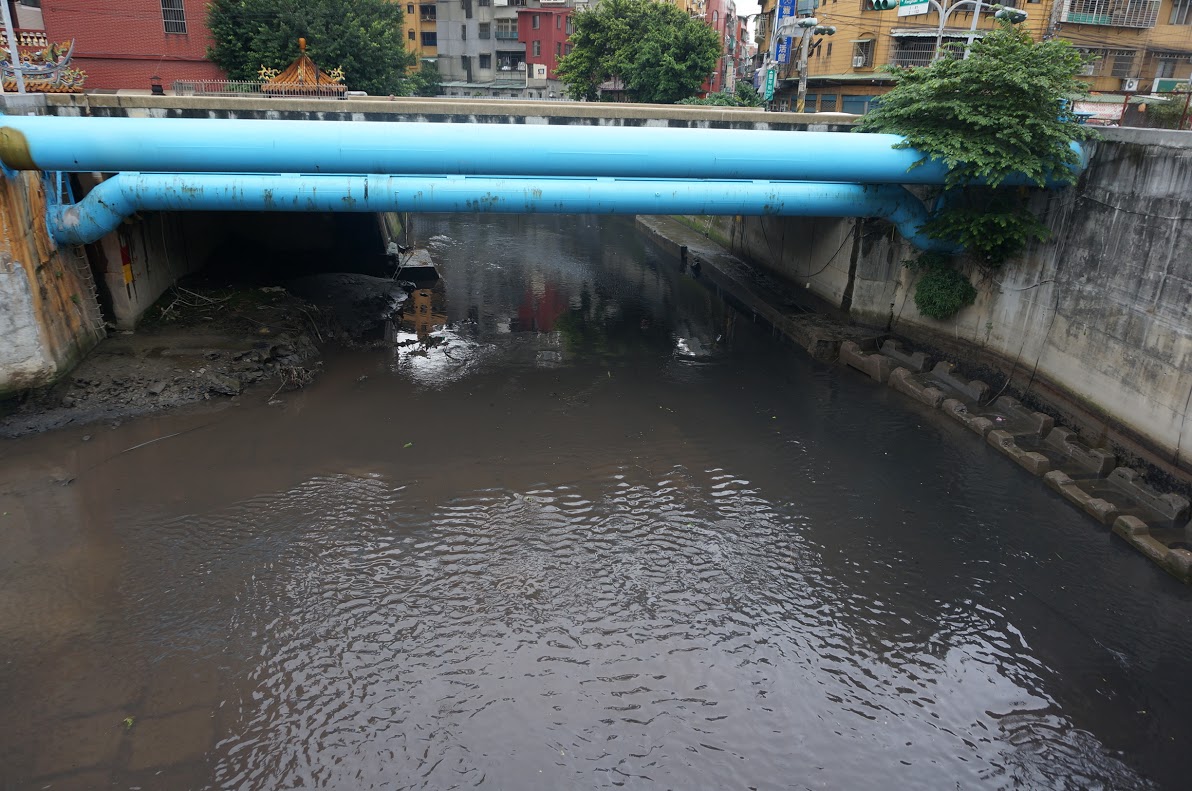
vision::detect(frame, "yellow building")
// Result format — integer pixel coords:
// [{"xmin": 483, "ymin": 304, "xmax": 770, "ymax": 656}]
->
[
  {"xmin": 762, "ymin": 0, "xmax": 1192, "ymax": 113},
  {"xmin": 400, "ymin": 1, "xmax": 438, "ymax": 61}
]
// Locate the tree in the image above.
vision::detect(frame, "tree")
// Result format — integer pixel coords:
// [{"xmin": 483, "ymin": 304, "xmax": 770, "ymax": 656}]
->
[
  {"xmin": 556, "ymin": 0, "xmax": 721, "ymax": 104},
  {"xmin": 207, "ymin": 0, "xmax": 416, "ymax": 97},
  {"xmin": 407, "ymin": 61, "xmax": 442, "ymax": 97},
  {"xmin": 855, "ymin": 21, "xmax": 1096, "ymax": 317}
]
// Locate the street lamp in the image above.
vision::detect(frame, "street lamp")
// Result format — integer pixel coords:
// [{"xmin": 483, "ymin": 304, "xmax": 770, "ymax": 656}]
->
[{"xmin": 872, "ymin": 0, "xmax": 1026, "ymax": 62}]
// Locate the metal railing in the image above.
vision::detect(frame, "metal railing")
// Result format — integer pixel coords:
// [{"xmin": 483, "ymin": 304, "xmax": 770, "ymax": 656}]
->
[
  {"xmin": 1061, "ymin": 0, "xmax": 1160, "ymax": 28},
  {"xmin": 173, "ymin": 79, "xmax": 347, "ymax": 99}
]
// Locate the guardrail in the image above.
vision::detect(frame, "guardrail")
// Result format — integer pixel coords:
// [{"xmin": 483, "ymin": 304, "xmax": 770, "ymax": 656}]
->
[{"xmin": 173, "ymin": 80, "xmax": 347, "ymax": 99}]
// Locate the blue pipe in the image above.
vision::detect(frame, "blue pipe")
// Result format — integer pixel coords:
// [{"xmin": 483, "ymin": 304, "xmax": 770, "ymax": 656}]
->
[
  {"xmin": 0, "ymin": 116, "xmax": 1084, "ymax": 186},
  {"xmin": 49, "ymin": 173, "xmax": 952, "ymax": 251}
]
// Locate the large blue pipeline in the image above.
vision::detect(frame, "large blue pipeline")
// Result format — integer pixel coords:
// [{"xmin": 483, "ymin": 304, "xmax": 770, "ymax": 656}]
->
[
  {"xmin": 50, "ymin": 173, "xmax": 954, "ymax": 251},
  {"xmin": 0, "ymin": 115, "xmax": 1084, "ymax": 186}
]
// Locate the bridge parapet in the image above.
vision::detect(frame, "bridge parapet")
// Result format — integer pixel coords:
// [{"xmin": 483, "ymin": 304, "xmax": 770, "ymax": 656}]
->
[{"xmin": 22, "ymin": 93, "xmax": 860, "ymax": 132}]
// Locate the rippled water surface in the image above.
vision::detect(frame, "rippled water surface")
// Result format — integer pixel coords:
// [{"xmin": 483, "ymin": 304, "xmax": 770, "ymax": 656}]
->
[{"xmin": 3, "ymin": 215, "xmax": 1192, "ymax": 790}]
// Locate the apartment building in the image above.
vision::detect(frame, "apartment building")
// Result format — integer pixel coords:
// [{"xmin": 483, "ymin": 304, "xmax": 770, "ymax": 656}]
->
[
  {"xmin": 436, "ymin": 0, "xmax": 580, "ymax": 98},
  {"xmin": 402, "ymin": 2, "xmax": 440, "ymax": 62},
  {"xmin": 759, "ymin": 0, "xmax": 1192, "ymax": 112}
]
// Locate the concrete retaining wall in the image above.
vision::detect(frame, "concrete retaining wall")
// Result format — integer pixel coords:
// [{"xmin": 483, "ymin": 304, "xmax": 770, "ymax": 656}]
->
[
  {"xmin": 0, "ymin": 170, "xmax": 104, "ymax": 397},
  {"xmin": 688, "ymin": 128, "xmax": 1192, "ymax": 475}
]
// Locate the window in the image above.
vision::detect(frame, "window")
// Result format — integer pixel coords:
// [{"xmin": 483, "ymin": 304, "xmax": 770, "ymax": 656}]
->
[
  {"xmin": 408, "ymin": 30, "xmax": 415, "ymax": 40},
  {"xmin": 1111, "ymin": 51, "xmax": 1135, "ymax": 78},
  {"xmin": 1172, "ymin": 0, "xmax": 1192, "ymax": 23},
  {"xmin": 853, "ymin": 39, "xmax": 875, "ymax": 68},
  {"xmin": 557, "ymin": 15, "xmax": 562, "ymax": 29},
  {"xmin": 420, "ymin": 5, "xmax": 436, "ymax": 20},
  {"xmin": 422, "ymin": 31, "xmax": 437, "ymax": 46},
  {"xmin": 826, "ymin": 42, "xmax": 833, "ymax": 57},
  {"xmin": 533, "ymin": 15, "xmax": 541, "ymax": 29},
  {"xmin": 842, "ymin": 94, "xmax": 875, "ymax": 114},
  {"xmin": 820, "ymin": 94, "xmax": 838, "ymax": 112},
  {"xmin": 461, "ymin": 24, "xmax": 467, "ymax": 40},
  {"xmin": 479, "ymin": 0, "xmax": 490, "ymax": 5},
  {"xmin": 161, "ymin": 0, "xmax": 187, "ymax": 34},
  {"xmin": 567, "ymin": 18, "xmax": 574, "ymax": 34},
  {"xmin": 532, "ymin": 40, "xmax": 541, "ymax": 56},
  {"xmin": 461, "ymin": 55, "xmax": 470, "ymax": 69},
  {"xmin": 556, "ymin": 42, "xmax": 561, "ymax": 57},
  {"xmin": 804, "ymin": 93, "xmax": 817, "ymax": 111},
  {"xmin": 1156, "ymin": 59, "xmax": 1176, "ymax": 78},
  {"xmin": 496, "ymin": 19, "xmax": 518, "ymax": 39},
  {"xmin": 479, "ymin": 22, "xmax": 491, "ymax": 39},
  {"xmin": 565, "ymin": 43, "xmax": 572, "ymax": 55},
  {"xmin": 479, "ymin": 53, "xmax": 492, "ymax": 69},
  {"xmin": 407, "ymin": 4, "xmax": 414, "ymax": 13}
]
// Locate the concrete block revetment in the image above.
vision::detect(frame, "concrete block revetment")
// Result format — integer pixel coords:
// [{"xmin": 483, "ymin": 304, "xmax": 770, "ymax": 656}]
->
[
  {"xmin": 1042, "ymin": 427, "xmax": 1116, "ymax": 476},
  {"xmin": 888, "ymin": 367, "xmax": 944, "ymax": 408},
  {"xmin": 942, "ymin": 398, "xmax": 994, "ymax": 437},
  {"xmin": 987, "ymin": 430, "xmax": 1051, "ymax": 476},
  {"xmin": 840, "ymin": 340, "xmax": 894, "ymax": 383},
  {"xmin": 930, "ymin": 361, "xmax": 990, "ymax": 403},
  {"xmin": 1044, "ymin": 470, "xmax": 1121, "ymax": 525},
  {"xmin": 990, "ymin": 396, "xmax": 1054, "ymax": 438},
  {"xmin": 1107, "ymin": 467, "xmax": 1191, "ymax": 528},
  {"xmin": 879, "ymin": 339, "xmax": 930, "ymax": 373}
]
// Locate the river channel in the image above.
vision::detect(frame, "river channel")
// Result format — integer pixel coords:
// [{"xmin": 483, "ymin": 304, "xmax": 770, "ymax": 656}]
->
[{"xmin": 2, "ymin": 214, "xmax": 1191, "ymax": 790}]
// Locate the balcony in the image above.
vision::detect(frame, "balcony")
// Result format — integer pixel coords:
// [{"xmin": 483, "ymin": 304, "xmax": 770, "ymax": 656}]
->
[{"xmin": 1060, "ymin": 0, "xmax": 1160, "ymax": 28}]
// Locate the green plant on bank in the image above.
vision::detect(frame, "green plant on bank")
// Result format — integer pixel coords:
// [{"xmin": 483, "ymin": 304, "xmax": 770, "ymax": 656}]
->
[
  {"xmin": 1140, "ymin": 84, "xmax": 1191, "ymax": 129},
  {"xmin": 857, "ymin": 20, "xmax": 1096, "ymax": 318},
  {"xmin": 905, "ymin": 253, "xmax": 977, "ymax": 320},
  {"xmin": 555, "ymin": 0, "xmax": 720, "ymax": 103},
  {"xmin": 677, "ymin": 83, "xmax": 765, "ymax": 107}
]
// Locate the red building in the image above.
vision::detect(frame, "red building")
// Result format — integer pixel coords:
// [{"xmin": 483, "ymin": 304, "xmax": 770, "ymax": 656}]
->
[
  {"xmin": 41, "ymin": 0, "xmax": 223, "ymax": 91},
  {"xmin": 517, "ymin": 7, "xmax": 571, "ymax": 81},
  {"xmin": 702, "ymin": 0, "xmax": 732, "ymax": 95}
]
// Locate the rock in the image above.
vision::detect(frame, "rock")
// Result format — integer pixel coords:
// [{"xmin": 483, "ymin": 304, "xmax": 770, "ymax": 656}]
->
[
  {"xmin": 205, "ymin": 372, "xmax": 242, "ymax": 396},
  {"xmin": 60, "ymin": 395, "xmax": 76, "ymax": 408},
  {"xmin": 147, "ymin": 381, "xmax": 167, "ymax": 396}
]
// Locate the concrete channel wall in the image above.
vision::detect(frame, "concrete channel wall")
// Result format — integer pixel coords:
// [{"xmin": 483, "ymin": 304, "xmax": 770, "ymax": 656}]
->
[
  {"xmin": 0, "ymin": 169, "xmax": 104, "ymax": 398},
  {"xmin": 689, "ymin": 128, "xmax": 1192, "ymax": 475}
]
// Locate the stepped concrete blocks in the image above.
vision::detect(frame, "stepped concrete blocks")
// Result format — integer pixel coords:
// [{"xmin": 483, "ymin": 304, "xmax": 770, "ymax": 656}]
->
[
  {"xmin": 987, "ymin": 430, "xmax": 1051, "ymax": 476},
  {"xmin": 1113, "ymin": 516, "xmax": 1192, "ymax": 582},
  {"xmin": 930, "ymin": 361, "xmax": 990, "ymax": 403},
  {"xmin": 1107, "ymin": 467, "xmax": 1191, "ymax": 528},
  {"xmin": 942, "ymin": 398, "xmax": 994, "ymax": 437},
  {"xmin": 1042, "ymin": 427, "xmax": 1116, "ymax": 476},
  {"xmin": 1044, "ymin": 471, "xmax": 1121, "ymax": 525},
  {"xmin": 839, "ymin": 341, "xmax": 894, "ymax": 383},
  {"xmin": 888, "ymin": 367, "xmax": 945, "ymax": 408},
  {"xmin": 879, "ymin": 339, "xmax": 930, "ymax": 373},
  {"xmin": 990, "ymin": 396, "xmax": 1055, "ymax": 438}
]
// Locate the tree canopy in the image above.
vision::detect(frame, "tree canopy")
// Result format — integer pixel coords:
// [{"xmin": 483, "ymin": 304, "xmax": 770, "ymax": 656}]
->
[
  {"xmin": 207, "ymin": 0, "xmax": 416, "ymax": 96},
  {"xmin": 555, "ymin": 0, "xmax": 722, "ymax": 103},
  {"xmin": 857, "ymin": 21, "xmax": 1096, "ymax": 269}
]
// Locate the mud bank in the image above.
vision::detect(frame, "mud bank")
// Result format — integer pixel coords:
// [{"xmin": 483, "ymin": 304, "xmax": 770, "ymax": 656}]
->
[{"xmin": 0, "ymin": 272, "xmax": 412, "ymax": 438}]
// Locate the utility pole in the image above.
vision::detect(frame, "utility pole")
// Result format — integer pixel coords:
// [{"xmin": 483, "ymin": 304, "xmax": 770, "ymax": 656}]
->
[
  {"xmin": 793, "ymin": 19, "xmax": 834, "ymax": 114},
  {"xmin": 0, "ymin": 0, "xmax": 25, "ymax": 94}
]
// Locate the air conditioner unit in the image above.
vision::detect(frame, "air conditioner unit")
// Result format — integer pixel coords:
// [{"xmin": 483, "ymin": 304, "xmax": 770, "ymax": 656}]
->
[
  {"xmin": 1121, "ymin": 77, "xmax": 1139, "ymax": 91},
  {"xmin": 852, "ymin": 55, "xmax": 865, "ymax": 68}
]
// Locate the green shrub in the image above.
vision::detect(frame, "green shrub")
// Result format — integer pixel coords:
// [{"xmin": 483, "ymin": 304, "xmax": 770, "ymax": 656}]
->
[{"xmin": 907, "ymin": 255, "xmax": 977, "ymax": 320}]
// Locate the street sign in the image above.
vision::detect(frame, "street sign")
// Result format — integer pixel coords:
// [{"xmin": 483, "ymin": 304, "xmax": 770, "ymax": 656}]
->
[
  {"xmin": 764, "ymin": 68, "xmax": 776, "ymax": 101},
  {"xmin": 775, "ymin": 0, "xmax": 796, "ymax": 64},
  {"xmin": 897, "ymin": 0, "xmax": 930, "ymax": 16}
]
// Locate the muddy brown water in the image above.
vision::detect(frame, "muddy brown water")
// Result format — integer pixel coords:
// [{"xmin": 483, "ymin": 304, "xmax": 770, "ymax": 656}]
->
[{"xmin": 2, "ymin": 214, "xmax": 1192, "ymax": 790}]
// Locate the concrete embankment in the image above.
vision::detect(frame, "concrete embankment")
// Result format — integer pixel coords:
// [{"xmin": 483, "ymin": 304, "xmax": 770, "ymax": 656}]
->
[{"xmin": 638, "ymin": 212, "xmax": 1192, "ymax": 584}]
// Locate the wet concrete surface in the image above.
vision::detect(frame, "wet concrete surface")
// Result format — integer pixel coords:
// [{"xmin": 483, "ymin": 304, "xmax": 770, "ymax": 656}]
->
[{"xmin": 2, "ymin": 215, "xmax": 1192, "ymax": 790}]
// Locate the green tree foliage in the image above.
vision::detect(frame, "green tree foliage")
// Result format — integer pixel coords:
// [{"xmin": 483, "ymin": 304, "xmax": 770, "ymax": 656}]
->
[
  {"xmin": 856, "ymin": 21, "xmax": 1095, "ymax": 190},
  {"xmin": 207, "ymin": 0, "xmax": 416, "ymax": 96},
  {"xmin": 556, "ymin": 0, "xmax": 721, "ymax": 103},
  {"xmin": 407, "ymin": 61, "xmax": 442, "ymax": 97},
  {"xmin": 857, "ymin": 21, "xmax": 1096, "ymax": 318}
]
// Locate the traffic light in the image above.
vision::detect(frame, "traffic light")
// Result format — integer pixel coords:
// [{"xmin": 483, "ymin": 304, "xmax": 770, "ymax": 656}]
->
[{"xmin": 870, "ymin": 0, "xmax": 897, "ymax": 9}]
